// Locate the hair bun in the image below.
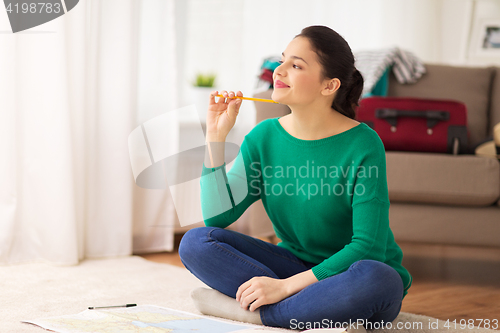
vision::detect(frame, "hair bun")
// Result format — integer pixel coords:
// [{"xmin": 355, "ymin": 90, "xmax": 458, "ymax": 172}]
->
[{"xmin": 347, "ymin": 69, "xmax": 364, "ymax": 108}]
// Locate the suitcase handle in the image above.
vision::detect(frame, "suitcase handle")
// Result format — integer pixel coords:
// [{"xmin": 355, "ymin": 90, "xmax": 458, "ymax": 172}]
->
[{"xmin": 375, "ymin": 108, "xmax": 450, "ymax": 130}]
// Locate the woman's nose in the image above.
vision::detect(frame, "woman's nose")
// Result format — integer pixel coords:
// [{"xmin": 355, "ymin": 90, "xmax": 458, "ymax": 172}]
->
[{"xmin": 274, "ymin": 64, "xmax": 285, "ymax": 77}]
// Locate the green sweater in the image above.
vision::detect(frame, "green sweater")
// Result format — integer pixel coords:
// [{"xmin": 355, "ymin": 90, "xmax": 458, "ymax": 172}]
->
[{"xmin": 200, "ymin": 117, "xmax": 412, "ymax": 299}]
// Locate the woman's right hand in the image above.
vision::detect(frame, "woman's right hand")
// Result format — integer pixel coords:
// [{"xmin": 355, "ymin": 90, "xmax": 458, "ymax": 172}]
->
[{"xmin": 206, "ymin": 90, "xmax": 243, "ymax": 139}]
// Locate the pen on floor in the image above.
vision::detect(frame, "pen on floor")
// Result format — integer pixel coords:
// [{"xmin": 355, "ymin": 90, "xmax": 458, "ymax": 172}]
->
[
  {"xmin": 215, "ymin": 94, "xmax": 280, "ymax": 104},
  {"xmin": 88, "ymin": 304, "xmax": 137, "ymax": 310}
]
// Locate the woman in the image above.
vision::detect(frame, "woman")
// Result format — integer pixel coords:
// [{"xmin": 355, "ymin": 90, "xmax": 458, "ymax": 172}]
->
[{"xmin": 179, "ymin": 25, "xmax": 412, "ymax": 330}]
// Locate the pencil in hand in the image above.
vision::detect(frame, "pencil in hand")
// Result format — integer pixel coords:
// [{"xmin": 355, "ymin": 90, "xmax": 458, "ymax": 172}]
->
[{"xmin": 215, "ymin": 94, "xmax": 280, "ymax": 104}]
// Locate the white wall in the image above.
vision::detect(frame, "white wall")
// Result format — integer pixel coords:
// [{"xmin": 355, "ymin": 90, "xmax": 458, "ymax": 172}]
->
[
  {"xmin": 440, "ymin": 0, "xmax": 474, "ymax": 66},
  {"xmin": 467, "ymin": 0, "xmax": 500, "ymax": 66},
  {"xmin": 178, "ymin": 0, "xmax": 500, "ymax": 140}
]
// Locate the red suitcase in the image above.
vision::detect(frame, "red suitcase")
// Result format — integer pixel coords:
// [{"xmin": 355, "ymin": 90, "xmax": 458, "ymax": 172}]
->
[{"xmin": 356, "ymin": 97, "xmax": 469, "ymax": 154}]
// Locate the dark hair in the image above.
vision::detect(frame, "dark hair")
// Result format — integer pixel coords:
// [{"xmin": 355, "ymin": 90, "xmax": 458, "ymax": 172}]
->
[{"xmin": 294, "ymin": 25, "xmax": 363, "ymax": 120}]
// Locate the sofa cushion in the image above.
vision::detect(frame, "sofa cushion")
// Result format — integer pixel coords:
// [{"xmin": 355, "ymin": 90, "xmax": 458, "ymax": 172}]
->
[
  {"xmin": 389, "ymin": 202, "xmax": 500, "ymax": 247},
  {"xmin": 386, "ymin": 151, "xmax": 500, "ymax": 206},
  {"xmin": 387, "ymin": 64, "xmax": 495, "ymax": 150}
]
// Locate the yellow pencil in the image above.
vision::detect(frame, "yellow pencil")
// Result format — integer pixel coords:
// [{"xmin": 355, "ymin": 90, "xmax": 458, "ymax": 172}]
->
[{"xmin": 215, "ymin": 94, "xmax": 280, "ymax": 104}]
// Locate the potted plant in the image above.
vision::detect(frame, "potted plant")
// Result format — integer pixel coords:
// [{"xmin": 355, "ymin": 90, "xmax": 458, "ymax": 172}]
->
[{"xmin": 191, "ymin": 73, "xmax": 217, "ymax": 125}]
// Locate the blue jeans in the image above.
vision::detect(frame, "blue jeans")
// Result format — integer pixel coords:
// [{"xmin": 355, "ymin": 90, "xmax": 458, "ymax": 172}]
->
[{"xmin": 179, "ymin": 227, "xmax": 404, "ymax": 329}]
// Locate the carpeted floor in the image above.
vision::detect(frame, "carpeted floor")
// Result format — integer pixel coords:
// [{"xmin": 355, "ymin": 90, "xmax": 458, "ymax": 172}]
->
[{"xmin": 0, "ymin": 256, "xmax": 495, "ymax": 333}]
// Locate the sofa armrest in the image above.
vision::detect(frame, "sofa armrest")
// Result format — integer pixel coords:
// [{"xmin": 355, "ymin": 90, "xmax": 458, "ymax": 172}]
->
[{"xmin": 386, "ymin": 152, "xmax": 500, "ymax": 206}]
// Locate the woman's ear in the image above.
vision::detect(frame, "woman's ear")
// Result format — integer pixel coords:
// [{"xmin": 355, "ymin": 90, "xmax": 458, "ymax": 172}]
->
[{"xmin": 321, "ymin": 78, "xmax": 341, "ymax": 96}]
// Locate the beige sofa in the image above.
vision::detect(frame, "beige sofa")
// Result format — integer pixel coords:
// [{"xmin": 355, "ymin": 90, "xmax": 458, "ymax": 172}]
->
[{"xmin": 248, "ymin": 64, "xmax": 500, "ymax": 248}]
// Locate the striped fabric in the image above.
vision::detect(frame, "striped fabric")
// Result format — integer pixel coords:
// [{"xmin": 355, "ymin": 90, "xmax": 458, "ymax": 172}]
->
[{"xmin": 354, "ymin": 47, "xmax": 426, "ymax": 97}]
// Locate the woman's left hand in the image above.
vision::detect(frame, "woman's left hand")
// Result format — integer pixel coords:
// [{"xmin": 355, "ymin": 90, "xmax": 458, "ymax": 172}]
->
[{"xmin": 236, "ymin": 276, "xmax": 290, "ymax": 312}]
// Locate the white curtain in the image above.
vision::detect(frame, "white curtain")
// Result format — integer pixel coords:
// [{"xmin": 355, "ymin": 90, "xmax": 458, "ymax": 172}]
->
[{"xmin": 0, "ymin": 0, "xmax": 177, "ymax": 265}]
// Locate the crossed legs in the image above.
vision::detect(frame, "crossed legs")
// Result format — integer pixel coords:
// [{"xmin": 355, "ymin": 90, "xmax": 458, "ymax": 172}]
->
[{"xmin": 179, "ymin": 227, "xmax": 403, "ymax": 329}]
